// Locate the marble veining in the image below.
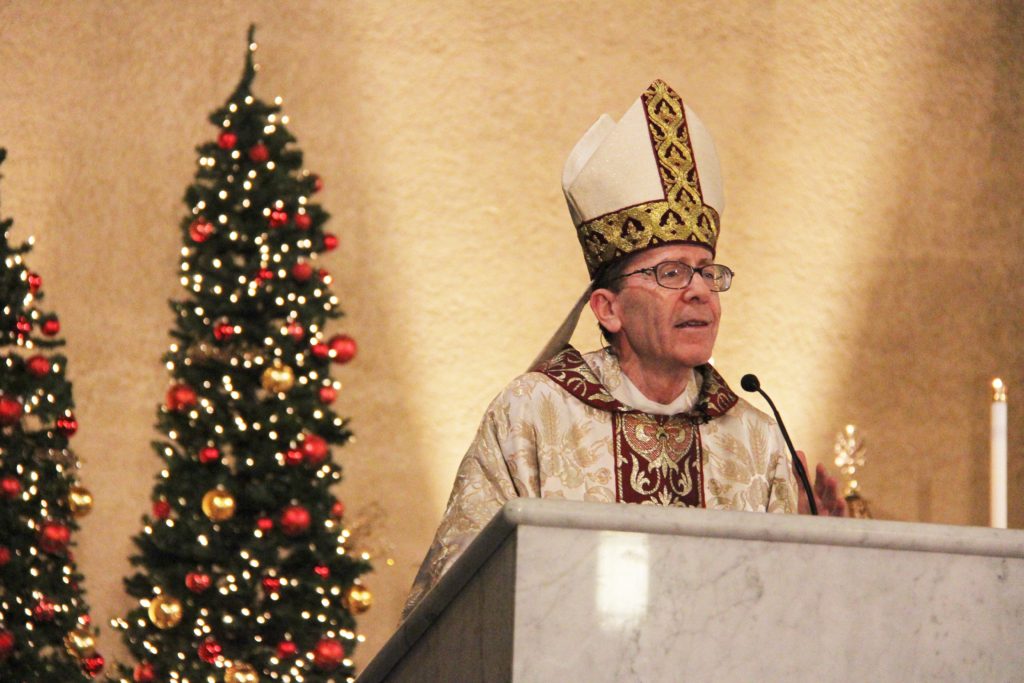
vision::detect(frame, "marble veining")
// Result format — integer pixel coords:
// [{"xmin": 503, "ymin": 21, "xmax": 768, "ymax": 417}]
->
[
  {"xmin": 513, "ymin": 525, "xmax": 1023, "ymax": 680},
  {"xmin": 501, "ymin": 498, "xmax": 1024, "ymax": 559},
  {"xmin": 359, "ymin": 500, "xmax": 1024, "ymax": 682}
]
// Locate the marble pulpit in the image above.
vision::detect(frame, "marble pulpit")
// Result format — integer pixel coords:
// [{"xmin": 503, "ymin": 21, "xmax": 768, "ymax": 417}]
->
[{"xmin": 358, "ymin": 499, "xmax": 1024, "ymax": 682}]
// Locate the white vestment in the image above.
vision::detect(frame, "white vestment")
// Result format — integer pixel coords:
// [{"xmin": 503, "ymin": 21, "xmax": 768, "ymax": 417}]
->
[{"xmin": 405, "ymin": 347, "xmax": 798, "ymax": 615}]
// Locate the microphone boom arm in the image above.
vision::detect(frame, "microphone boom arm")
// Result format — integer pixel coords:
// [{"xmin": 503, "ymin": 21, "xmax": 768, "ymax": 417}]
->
[{"xmin": 741, "ymin": 374, "xmax": 818, "ymax": 516}]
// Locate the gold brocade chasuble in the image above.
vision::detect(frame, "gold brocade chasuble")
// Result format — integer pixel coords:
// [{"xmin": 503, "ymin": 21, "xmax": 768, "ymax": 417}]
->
[
  {"xmin": 404, "ymin": 347, "xmax": 796, "ymax": 617},
  {"xmin": 535, "ymin": 346, "xmax": 738, "ymax": 507}
]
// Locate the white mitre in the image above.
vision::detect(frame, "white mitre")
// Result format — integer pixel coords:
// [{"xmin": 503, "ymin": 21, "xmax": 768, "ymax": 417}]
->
[{"xmin": 532, "ymin": 79, "xmax": 725, "ymax": 369}]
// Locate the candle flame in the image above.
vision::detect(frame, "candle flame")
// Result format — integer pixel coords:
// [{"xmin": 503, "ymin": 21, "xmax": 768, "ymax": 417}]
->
[{"xmin": 992, "ymin": 378, "xmax": 1007, "ymax": 402}]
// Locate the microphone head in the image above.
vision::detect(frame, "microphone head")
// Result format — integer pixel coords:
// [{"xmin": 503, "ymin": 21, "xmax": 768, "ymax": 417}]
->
[{"xmin": 740, "ymin": 374, "xmax": 761, "ymax": 392}]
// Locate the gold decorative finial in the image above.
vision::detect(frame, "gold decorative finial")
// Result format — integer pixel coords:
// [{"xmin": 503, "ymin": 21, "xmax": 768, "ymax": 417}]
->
[
  {"xmin": 833, "ymin": 424, "xmax": 865, "ymax": 494},
  {"xmin": 992, "ymin": 378, "xmax": 1006, "ymax": 402},
  {"xmin": 834, "ymin": 424, "xmax": 872, "ymax": 518}
]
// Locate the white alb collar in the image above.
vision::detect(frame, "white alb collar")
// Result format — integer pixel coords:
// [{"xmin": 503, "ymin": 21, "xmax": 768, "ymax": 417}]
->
[{"xmin": 590, "ymin": 349, "xmax": 701, "ymax": 416}]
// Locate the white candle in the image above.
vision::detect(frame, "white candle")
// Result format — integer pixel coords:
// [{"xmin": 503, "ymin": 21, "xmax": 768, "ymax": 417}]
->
[{"xmin": 990, "ymin": 378, "xmax": 1007, "ymax": 529}]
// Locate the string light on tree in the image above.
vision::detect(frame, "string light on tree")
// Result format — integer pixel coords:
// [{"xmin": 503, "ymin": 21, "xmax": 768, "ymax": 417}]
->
[
  {"xmin": 0, "ymin": 147, "xmax": 104, "ymax": 679},
  {"xmin": 110, "ymin": 26, "xmax": 370, "ymax": 682}
]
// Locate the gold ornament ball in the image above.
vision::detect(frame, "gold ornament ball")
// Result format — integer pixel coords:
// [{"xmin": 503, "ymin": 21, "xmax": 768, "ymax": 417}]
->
[
  {"xmin": 345, "ymin": 584, "xmax": 373, "ymax": 614},
  {"xmin": 224, "ymin": 662, "xmax": 260, "ymax": 683},
  {"xmin": 68, "ymin": 485, "xmax": 94, "ymax": 517},
  {"xmin": 63, "ymin": 627, "xmax": 97, "ymax": 656},
  {"xmin": 261, "ymin": 361, "xmax": 295, "ymax": 393},
  {"xmin": 147, "ymin": 595, "xmax": 183, "ymax": 629},
  {"xmin": 202, "ymin": 487, "xmax": 236, "ymax": 521}
]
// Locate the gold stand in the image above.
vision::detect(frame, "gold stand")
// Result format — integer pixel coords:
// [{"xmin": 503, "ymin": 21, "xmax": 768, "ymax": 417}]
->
[{"xmin": 834, "ymin": 424, "xmax": 873, "ymax": 519}]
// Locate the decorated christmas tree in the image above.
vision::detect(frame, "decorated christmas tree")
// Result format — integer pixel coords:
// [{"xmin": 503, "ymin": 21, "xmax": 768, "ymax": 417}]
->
[
  {"xmin": 110, "ymin": 28, "xmax": 371, "ymax": 683},
  {"xmin": 0, "ymin": 148, "xmax": 105, "ymax": 680}
]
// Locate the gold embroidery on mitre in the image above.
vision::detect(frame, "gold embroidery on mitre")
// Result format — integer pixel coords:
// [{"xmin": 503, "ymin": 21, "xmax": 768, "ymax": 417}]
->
[{"xmin": 577, "ymin": 80, "xmax": 721, "ymax": 276}]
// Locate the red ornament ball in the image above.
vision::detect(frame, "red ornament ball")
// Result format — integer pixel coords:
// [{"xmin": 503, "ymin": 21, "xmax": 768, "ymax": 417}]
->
[
  {"xmin": 311, "ymin": 342, "xmax": 329, "ymax": 361},
  {"xmin": 0, "ymin": 396, "xmax": 23, "ymax": 425},
  {"xmin": 328, "ymin": 334, "xmax": 357, "ymax": 364},
  {"xmin": 32, "ymin": 597, "xmax": 56, "ymax": 622},
  {"xmin": 152, "ymin": 500, "xmax": 171, "ymax": 519},
  {"xmin": 26, "ymin": 355, "xmax": 51, "ymax": 376},
  {"xmin": 313, "ymin": 638, "xmax": 345, "ymax": 670},
  {"xmin": 300, "ymin": 433, "xmax": 329, "ymax": 465},
  {"xmin": 262, "ymin": 576, "xmax": 281, "ymax": 594},
  {"xmin": 286, "ymin": 321, "xmax": 305, "ymax": 341},
  {"xmin": 317, "ymin": 385, "xmax": 337, "ymax": 404},
  {"xmin": 83, "ymin": 653, "xmax": 105, "ymax": 677},
  {"xmin": 189, "ymin": 219, "xmax": 215, "ymax": 243},
  {"xmin": 217, "ymin": 131, "xmax": 237, "ymax": 149},
  {"xmin": 256, "ymin": 516, "xmax": 274, "ymax": 532},
  {"xmin": 185, "ymin": 572, "xmax": 212, "ymax": 593},
  {"xmin": 291, "ymin": 262, "xmax": 313, "ymax": 282},
  {"xmin": 198, "ymin": 447, "xmax": 220, "ymax": 464},
  {"xmin": 1, "ymin": 476, "xmax": 22, "ymax": 499},
  {"xmin": 0, "ymin": 630, "xmax": 15, "ymax": 659},
  {"xmin": 41, "ymin": 318, "xmax": 60, "ymax": 336},
  {"xmin": 255, "ymin": 267, "xmax": 274, "ymax": 283},
  {"xmin": 197, "ymin": 637, "xmax": 222, "ymax": 663},
  {"xmin": 80, "ymin": 613, "xmax": 92, "ymax": 626},
  {"xmin": 280, "ymin": 505, "xmax": 311, "ymax": 537},
  {"xmin": 318, "ymin": 269, "xmax": 332, "ymax": 285},
  {"xmin": 268, "ymin": 209, "xmax": 289, "ymax": 228},
  {"xmin": 322, "ymin": 233, "xmax": 338, "ymax": 251},
  {"xmin": 28, "ymin": 272, "xmax": 42, "ymax": 294},
  {"xmin": 15, "ymin": 317, "xmax": 32, "ymax": 335},
  {"xmin": 38, "ymin": 521, "xmax": 71, "ymax": 554},
  {"xmin": 213, "ymin": 322, "xmax": 236, "ymax": 342},
  {"xmin": 313, "ymin": 564, "xmax": 330, "ymax": 579},
  {"xmin": 284, "ymin": 448, "xmax": 304, "ymax": 466},
  {"xmin": 56, "ymin": 414, "xmax": 78, "ymax": 437},
  {"xmin": 294, "ymin": 213, "xmax": 312, "ymax": 230},
  {"xmin": 312, "ymin": 175, "xmax": 324, "ymax": 192},
  {"xmin": 133, "ymin": 662, "xmax": 156, "ymax": 683},
  {"xmin": 276, "ymin": 640, "xmax": 298, "ymax": 659},
  {"xmin": 331, "ymin": 500, "xmax": 346, "ymax": 518},
  {"xmin": 165, "ymin": 384, "xmax": 197, "ymax": 412},
  {"xmin": 0, "ymin": 546, "xmax": 11, "ymax": 565},
  {"xmin": 248, "ymin": 143, "xmax": 269, "ymax": 163}
]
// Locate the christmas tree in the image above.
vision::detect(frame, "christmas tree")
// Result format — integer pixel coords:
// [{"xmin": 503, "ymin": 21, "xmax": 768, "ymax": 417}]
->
[
  {"xmin": 110, "ymin": 28, "xmax": 371, "ymax": 683},
  {"xmin": 0, "ymin": 148, "xmax": 105, "ymax": 680}
]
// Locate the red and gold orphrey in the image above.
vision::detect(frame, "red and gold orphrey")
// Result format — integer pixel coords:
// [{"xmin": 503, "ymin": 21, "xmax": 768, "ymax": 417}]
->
[{"xmin": 538, "ymin": 347, "xmax": 737, "ymax": 506}]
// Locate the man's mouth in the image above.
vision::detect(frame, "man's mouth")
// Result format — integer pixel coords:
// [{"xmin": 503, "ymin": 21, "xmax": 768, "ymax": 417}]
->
[{"xmin": 675, "ymin": 320, "xmax": 709, "ymax": 328}]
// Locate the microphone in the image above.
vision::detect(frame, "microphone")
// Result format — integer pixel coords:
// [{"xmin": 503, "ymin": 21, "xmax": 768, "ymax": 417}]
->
[{"xmin": 740, "ymin": 374, "xmax": 818, "ymax": 515}]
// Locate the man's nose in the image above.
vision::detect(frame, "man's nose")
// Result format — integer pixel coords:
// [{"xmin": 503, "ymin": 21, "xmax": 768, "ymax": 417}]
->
[{"xmin": 682, "ymin": 273, "xmax": 711, "ymax": 301}]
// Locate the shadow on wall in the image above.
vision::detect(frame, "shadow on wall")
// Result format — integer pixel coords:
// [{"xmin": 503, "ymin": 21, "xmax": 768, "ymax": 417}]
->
[
  {"xmin": 307, "ymin": 17, "xmax": 447, "ymax": 663},
  {"xmin": 830, "ymin": 3, "xmax": 1024, "ymax": 527}
]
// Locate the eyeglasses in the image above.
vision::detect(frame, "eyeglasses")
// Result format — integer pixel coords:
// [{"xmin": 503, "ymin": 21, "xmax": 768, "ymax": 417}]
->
[{"xmin": 613, "ymin": 261, "xmax": 734, "ymax": 292}]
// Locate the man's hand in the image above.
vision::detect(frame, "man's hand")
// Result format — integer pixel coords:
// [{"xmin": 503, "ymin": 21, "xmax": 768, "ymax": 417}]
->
[{"xmin": 796, "ymin": 450, "xmax": 847, "ymax": 517}]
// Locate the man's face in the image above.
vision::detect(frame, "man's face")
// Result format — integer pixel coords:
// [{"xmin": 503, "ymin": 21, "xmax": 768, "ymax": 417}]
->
[{"xmin": 603, "ymin": 243, "xmax": 721, "ymax": 371}]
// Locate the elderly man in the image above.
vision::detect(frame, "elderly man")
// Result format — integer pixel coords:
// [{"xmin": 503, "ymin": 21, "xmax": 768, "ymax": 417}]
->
[{"xmin": 405, "ymin": 79, "xmax": 843, "ymax": 615}]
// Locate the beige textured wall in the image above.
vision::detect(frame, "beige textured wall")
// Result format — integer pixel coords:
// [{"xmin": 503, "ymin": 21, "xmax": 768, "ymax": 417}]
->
[{"xmin": 1, "ymin": 0, "xmax": 1021, "ymax": 669}]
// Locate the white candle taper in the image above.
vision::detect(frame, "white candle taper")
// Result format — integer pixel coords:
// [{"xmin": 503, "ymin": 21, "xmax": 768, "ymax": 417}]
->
[{"xmin": 990, "ymin": 378, "xmax": 1007, "ymax": 529}]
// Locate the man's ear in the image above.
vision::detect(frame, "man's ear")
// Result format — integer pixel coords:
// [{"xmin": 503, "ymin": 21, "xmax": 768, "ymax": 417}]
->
[{"xmin": 589, "ymin": 288, "xmax": 622, "ymax": 334}]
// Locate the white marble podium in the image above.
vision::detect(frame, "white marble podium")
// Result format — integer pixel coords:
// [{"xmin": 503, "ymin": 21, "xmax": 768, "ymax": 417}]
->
[{"xmin": 358, "ymin": 500, "xmax": 1024, "ymax": 682}]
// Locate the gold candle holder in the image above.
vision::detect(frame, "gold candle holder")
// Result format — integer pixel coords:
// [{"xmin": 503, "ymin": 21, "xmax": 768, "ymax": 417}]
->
[{"xmin": 833, "ymin": 424, "xmax": 872, "ymax": 518}]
